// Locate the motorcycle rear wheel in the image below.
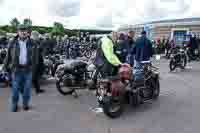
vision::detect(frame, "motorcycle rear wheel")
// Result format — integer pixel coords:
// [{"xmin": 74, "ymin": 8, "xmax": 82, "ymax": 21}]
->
[
  {"xmin": 56, "ymin": 79, "xmax": 74, "ymax": 95},
  {"xmin": 152, "ymin": 78, "xmax": 160, "ymax": 99}
]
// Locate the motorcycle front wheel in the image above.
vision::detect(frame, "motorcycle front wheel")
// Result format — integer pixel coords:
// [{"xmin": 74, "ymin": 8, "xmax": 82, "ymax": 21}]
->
[
  {"xmin": 169, "ymin": 60, "xmax": 176, "ymax": 71},
  {"xmin": 152, "ymin": 78, "xmax": 160, "ymax": 99},
  {"xmin": 56, "ymin": 78, "xmax": 74, "ymax": 95},
  {"xmin": 180, "ymin": 55, "xmax": 187, "ymax": 69},
  {"xmin": 102, "ymin": 96, "xmax": 124, "ymax": 118}
]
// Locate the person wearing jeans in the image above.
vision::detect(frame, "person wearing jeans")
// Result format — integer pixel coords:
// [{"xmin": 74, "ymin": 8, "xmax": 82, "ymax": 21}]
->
[
  {"xmin": 132, "ymin": 31, "xmax": 153, "ymax": 81},
  {"xmin": 3, "ymin": 24, "xmax": 36, "ymax": 112},
  {"xmin": 11, "ymin": 69, "xmax": 32, "ymax": 111}
]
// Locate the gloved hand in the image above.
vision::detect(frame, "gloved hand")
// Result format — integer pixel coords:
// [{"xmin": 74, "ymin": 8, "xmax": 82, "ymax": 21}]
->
[{"xmin": 119, "ymin": 63, "xmax": 131, "ymax": 69}]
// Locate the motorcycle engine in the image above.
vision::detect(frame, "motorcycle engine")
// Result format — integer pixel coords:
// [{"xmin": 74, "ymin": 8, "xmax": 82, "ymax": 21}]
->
[
  {"xmin": 63, "ymin": 70, "xmax": 86, "ymax": 87},
  {"xmin": 63, "ymin": 74, "xmax": 77, "ymax": 87}
]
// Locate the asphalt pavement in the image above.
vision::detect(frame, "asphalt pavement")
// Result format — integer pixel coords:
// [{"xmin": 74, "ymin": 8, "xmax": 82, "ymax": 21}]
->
[{"xmin": 0, "ymin": 59, "xmax": 200, "ymax": 133}]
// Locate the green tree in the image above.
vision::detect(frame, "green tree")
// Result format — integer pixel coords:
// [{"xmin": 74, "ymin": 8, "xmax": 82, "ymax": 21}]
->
[
  {"xmin": 0, "ymin": 25, "xmax": 10, "ymax": 32},
  {"xmin": 51, "ymin": 22, "xmax": 65, "ymax": 36},
  {"xmin": 10, "ymin": 18, "xmax": 20, "ymax": 32},
  {"xmin": 0, "ymin": 29, "xmax": 6, "ymax": 36},
  {"xmin": 23, "ymin": 18, "xmax": 32, "ymax": 27}
]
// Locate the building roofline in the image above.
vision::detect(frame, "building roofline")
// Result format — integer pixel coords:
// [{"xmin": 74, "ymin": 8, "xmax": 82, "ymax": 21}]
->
[{"xmin": 147, "ymin": 17, "xmax": 200, "ymax": 25}]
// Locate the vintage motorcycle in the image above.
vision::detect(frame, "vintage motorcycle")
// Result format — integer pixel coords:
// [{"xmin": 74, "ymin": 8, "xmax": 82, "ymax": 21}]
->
[
  {"xmin": 185, "ymin": 47, "xmax": 200, "ymax": 62},
  {"xmin": 55, "ymin": 59, "xmax": 98, "ymax": 96},
  {"xmin": 96, "ymin": 59, "xmax": 160, "ymax": 118},
  {"xmin": 169, "ymin": 47, "xmax": 187, "ymax": 71}
]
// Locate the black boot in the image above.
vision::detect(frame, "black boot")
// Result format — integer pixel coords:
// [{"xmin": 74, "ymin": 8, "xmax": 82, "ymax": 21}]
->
[{"xmin": 36, "ymin": 89, "xmax": 45, "ymax": 94}]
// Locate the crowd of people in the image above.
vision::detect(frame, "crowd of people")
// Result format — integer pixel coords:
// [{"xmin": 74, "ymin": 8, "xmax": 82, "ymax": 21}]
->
[
  {"xmin": 94, "ymin": 30, "xmax": 153, "ymax": 82},
  {"xmin": 1, "ymin": 23, "xmax": 200, "ymax": 112},
  {"xmin": 152, "ymin": 35, "xmax": 200, "ymax": 59},
  {"xmin": 0, "ymin": 24, "xmax": 98, "ymax": 112}
]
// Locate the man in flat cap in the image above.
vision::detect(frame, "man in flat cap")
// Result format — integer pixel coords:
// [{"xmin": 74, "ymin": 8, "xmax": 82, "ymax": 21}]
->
[{"xmin": 3, "ymin": 24, "xmax": 35, "ymax": 112}]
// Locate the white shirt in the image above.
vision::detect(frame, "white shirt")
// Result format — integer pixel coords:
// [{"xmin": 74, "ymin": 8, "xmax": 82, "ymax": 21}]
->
[{"xmin": 19, "ymin": 39, "xmax": 28, "ymax": 65}]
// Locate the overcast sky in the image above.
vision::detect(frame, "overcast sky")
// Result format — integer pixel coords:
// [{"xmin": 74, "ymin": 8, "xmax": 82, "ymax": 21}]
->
[{"xmin": 0, "ymin": 0, "xmax": 199, "ymax": 29}]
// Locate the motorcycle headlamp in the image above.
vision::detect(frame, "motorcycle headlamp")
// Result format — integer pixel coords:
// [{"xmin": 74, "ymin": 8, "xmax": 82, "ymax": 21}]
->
[{"xmin": 179, "ymin": 49, "xmax": 184, "ymax": 52}]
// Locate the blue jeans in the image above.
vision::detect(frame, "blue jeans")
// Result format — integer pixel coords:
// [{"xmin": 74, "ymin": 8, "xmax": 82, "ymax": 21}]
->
[
  {"xmin": 133, "ymin": 61, "xmax": 144, "ymax": 81},
  {"xmin": 126, "ymin": 54, "xmax": 134, "ymax": 66},
  {"xmin": 10, "ymin": 69, "xmax": 32, "ymax": 112}
]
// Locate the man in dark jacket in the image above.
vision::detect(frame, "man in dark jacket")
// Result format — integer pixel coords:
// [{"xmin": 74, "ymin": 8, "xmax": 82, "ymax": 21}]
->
[
  {"xmin": 165, "ymin": 38, "xmax": 170, "ymax": 57},
  {"xmin": 115, "ymin": 33, "xmax": 127, "ymax": 63},
  {"xmin": 3, "ymin": 24, "xmax": 36, "ymax": 112},
  {"xmin": 31, "ymin": 31, "xmax": 45, "ymax": 94},
  {"xmin": 126, "ymin": 30, "xmax": 135, "ymax": 66},
  {"xmin": 189, "ymin": 35, "xmax": 198, "ymax": 58},
  {"xmin": 0, "ymin": 36, "xmax": 8, "ymax": 48},
  {"xmin": 94, "ymin": 31, "xmax": 122, "ymax": 78},
  {"xmin": 132, "ymin": 31, "xmax": 153, "ymax": 81}
]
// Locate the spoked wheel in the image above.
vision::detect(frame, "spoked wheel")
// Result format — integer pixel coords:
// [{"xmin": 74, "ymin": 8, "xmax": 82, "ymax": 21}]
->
[
  {"xmin": 151, "ymin": 78, "xmax": 160, "ymax": 99},
  {"xmin": 56, "ymin": 78, "xmax": 74, "ymax": 95},
  {"xmin": 180, "ymin": 55, "xmax": 187, "ymax": 69},
  {"xmin": 169, "ymin": 60, "xmax": 176, "ymax": 71}
]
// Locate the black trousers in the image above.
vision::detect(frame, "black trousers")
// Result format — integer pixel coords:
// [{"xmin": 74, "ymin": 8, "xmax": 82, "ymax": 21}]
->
[
  {"xmin": 96, "ymin": 64, "xmax": 119, "ymax": 79},
  {"xmin": 32, "ymin": 78, "xmax": 40, "ymax": 92},
  {"xmin": 32, "ymin": 68, "xmax": 41, "ymax": 92}
]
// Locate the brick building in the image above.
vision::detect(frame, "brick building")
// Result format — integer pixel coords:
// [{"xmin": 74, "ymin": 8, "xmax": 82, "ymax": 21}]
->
[{"xmin": 119, "ymin": 18, "xmax": 200, "ymax": 45}]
